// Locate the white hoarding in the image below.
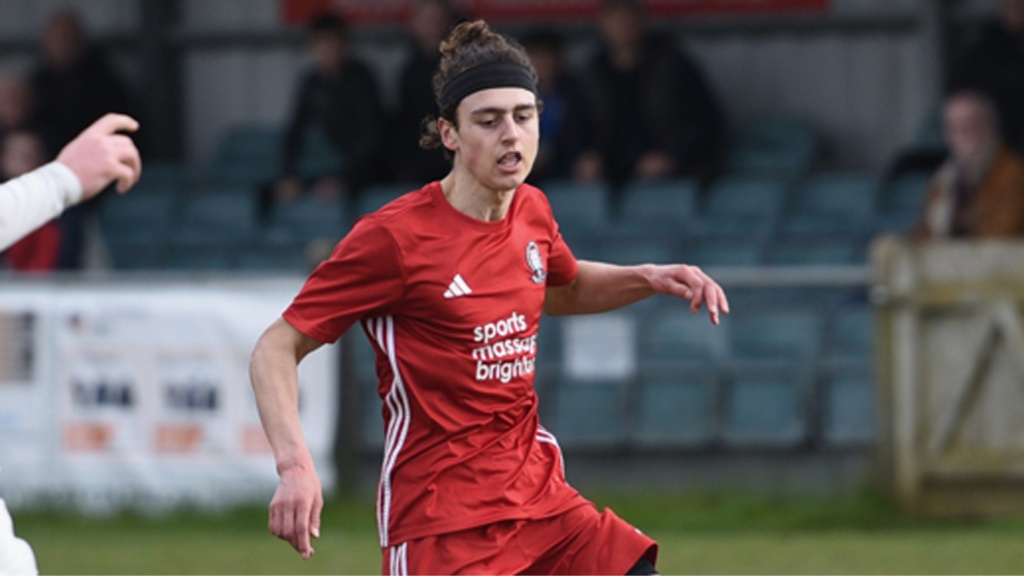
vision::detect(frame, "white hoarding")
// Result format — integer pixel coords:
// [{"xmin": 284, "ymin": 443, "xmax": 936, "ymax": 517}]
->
[{"xmin": 0, "ymin": 277, "xmax": 337, "ymax": 513}]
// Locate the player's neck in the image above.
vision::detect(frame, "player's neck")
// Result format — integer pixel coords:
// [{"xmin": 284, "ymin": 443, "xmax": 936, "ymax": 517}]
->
[{"xmin": 440, "ymin": 173, "xmax": 516, "ymax": 222}]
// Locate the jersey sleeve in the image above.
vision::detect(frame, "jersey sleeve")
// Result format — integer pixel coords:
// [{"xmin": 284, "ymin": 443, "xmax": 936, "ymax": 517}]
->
[
  {"xmin": 545, "ymin": 221, "xmax": 578, "ymax": 287},
  {"xmin": 283, "ymin": 218, "xmax": 406, "ymax": 343},
  {"xmin": 0, "ymin": 162, "xmax": 82, "ymax": 251}
]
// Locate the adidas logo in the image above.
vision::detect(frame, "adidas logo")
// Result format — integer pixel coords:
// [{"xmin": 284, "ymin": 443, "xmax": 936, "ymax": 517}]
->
[{"xmin": 444, "ymin": 274, "xmax": 472, "ymax": 299}]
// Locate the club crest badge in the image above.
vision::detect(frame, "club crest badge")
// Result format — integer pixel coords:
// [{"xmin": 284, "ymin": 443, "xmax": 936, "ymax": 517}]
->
[{"xmin": 525, "ymin": 241, "xmax": 546, "ymax": 284}]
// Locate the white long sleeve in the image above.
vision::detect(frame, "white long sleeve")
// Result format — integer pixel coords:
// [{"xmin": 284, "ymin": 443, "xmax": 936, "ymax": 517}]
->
[
  {"xmin": 0, "ymin": 162, "xmax": 83, "ymax": 251},
  {"xmin": 0, "ymin": 498, "xmax": 38, "ymax": 576}
]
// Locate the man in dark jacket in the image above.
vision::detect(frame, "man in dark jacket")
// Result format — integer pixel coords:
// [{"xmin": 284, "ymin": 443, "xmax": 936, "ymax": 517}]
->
[
  {"xmin": 273, "ymin": 13, "xmax": 387, "ymax": 206},
  {"xmin": 573, "ymin": 0, "xmax": 726, "ymax": 193}
]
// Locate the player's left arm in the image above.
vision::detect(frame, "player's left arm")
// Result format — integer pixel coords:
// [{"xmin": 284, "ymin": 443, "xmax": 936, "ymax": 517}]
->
[{"xmin": 543, "ymin": 260, "xmax": 729, "ymax": 324}]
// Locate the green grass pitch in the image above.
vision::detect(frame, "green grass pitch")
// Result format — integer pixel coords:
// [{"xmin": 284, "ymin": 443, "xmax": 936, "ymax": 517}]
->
[{"xmin": 13, "ymin": 490, "xmax": 1024, "ymax": 574}]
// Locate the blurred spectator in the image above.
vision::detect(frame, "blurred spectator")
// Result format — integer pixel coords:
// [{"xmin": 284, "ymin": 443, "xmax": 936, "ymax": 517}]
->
[
  {"xmin": 911, "ymin": 91, "xmax": 1024, "ymax": 239},
  {"xmin": 523, "ymin": 29, "xmax": 585, "ymax": 184},
  {"xmin": 30, "ymin": 9, "xmax": 136, "ymax": 155},
  {"xmin": 30, "ymin": 9, "xmax": 138, "ymax": 269},
  {"xmin": 1, "ymin": 130, "xmax": 62, "ymax": 272},
  {"xmin": 948, "ymin": 0, "xmax": 1024, "ymax": 157},
  {"xmin": 573, "ymin": 0, "xmax": 726, "ymax": 193},
  {"xmin": 390, "ymin": 0, "xmax": 464, "ymax": 184},
  {"xmin": 0, "ymin": 72, "xmax": 44, "ymax": 143},
  {"xmin": 271, "ymin": 13, "xmax": 387, "ymax": 210}
]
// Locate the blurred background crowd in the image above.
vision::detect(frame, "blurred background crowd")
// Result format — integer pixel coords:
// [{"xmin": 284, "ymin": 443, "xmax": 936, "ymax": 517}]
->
[{"xmin": 0, "ymin": 0, "xmax": 1021, "ymax": 275}]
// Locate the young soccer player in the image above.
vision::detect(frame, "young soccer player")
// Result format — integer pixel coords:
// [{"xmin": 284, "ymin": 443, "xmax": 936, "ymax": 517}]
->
[{"xmin": 249, "ymin": 19, "xmax": 728, "ymax": 575}]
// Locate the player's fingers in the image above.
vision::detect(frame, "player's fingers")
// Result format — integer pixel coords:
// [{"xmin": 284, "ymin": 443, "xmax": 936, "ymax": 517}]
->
[
  {"xmin": 268, "ymin": 504, "xmax": 277, "ymax": 535},
  {"xmin": 706, "ymin": 282, "xmax": 730, "ymax": 325},
  {"xmin": 268, "ymin": 502, "xmax": 286, "ymax": 542},
  {"xmin": 704, "ymin": 286, "xmax": 720, "ymax": 325},
  {"xmin": 310, "ymin": 494, "xmax": 323, "ymax": 540},
  {"xmin": 274, "ymin": 502, "xmax": 299, "ymax": 552},
  {"xmin": 110, "ymin": 162, "xmax": 139, "ymax": 194},
  {"xmin": 111, "ymin": 138, "xmax": 142, "ymax": 193},
  {"xmin": 89, "ymin": 113, "xmax": 139, "ymax": 136},
  {"xmin": 293, "ymin": 500, "xmax": 314, "ymax": 559},
  {"xmin": 687, "ymin": 274, "xmax": 707, "ymax": 315}
]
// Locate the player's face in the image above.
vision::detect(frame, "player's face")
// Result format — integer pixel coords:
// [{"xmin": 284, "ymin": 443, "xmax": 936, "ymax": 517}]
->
[{"xmin": 445, "ymin": 87, "xmax": 540, "ymax": 193}]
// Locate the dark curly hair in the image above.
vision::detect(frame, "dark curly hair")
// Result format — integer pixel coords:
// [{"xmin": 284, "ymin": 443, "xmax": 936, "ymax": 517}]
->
[{"xmin": 418, "ymin": 20, "xmax": 540, "ymax": 158}]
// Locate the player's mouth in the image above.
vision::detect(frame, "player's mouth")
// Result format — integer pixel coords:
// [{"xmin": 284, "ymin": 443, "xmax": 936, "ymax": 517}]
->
[{"xmin": 497, "ymin": 151, "xmax": 523, "ymax": 171}]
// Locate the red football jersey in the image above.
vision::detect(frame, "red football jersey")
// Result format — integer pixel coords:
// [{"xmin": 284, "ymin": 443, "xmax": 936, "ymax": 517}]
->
[{"xmin": 283, "ymin": 181, "xmax": 587, "ymax": 546}]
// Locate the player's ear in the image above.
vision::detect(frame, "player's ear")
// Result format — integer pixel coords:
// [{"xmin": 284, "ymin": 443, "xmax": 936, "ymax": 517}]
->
[{"xmin": 439, "ymin": 117, "xmax": 459, "ymax": 154}]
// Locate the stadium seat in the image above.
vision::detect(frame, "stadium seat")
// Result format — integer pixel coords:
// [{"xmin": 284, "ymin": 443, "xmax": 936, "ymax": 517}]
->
[
  {"xmin": 683, "ymin": 236, "xmax": 764, "ymax": 266},
  {"xmin": 823, "ymin": 372, "xmax": 876, "ymax": 446},
  {"xmin": 875, "ymin": 172, "xmax": 930, "ymax": 233},
  {"xmin": 98, "ymin": 187, "xmax": 179, "ymax": 242},
  {"xmin": 764, "ymin": 236, "xmax": 863, "ymax": 265},
  {"xmin": 179, "ymin": 186, "xmax": 259, "ymax": 242},
  {"xmin": 235, "ymin": 238, "xmax": 311, "ymax": 273},
  {"xmin": 728, "ymin": 305, "xmax": 824, "ymax": 362},
  {"xmin": 638, "ymin": 305, "xmax": 729, "ymax": 367},
  {"xmin": 700, "ymin": 175, "xmax": 789, "ymax": 238},
  {"xmin": 356, "ymin": 184, "xmax": 412, "ymax": 217},
  {"xmin": 104, "ymin": 237, "xmax": 168, "ymax": 270},
  {"xmin": 619, "ymin": 178, "xmax": 699, "ymax": 231},
  {"xmin": 578, "ymin": 234, "xmax": 678, "ymax": 266},
  {"xmin": 137, "ymin": 160, "xmax": 192, "ymax": 191},
  {"xmin": 550, "ymin": 381, "xmax": 627, "ymax": 449},
  {"xmin": 724, "ymin": 368, "xmax": 808, "ymax": 447},
  {"xmin": 205, "ymin": 124, "xmax": 283, "ymax": 187},
  {"xmin": 782, "ymin": 173, "xmax": 878, "ymax": 236},
  {"xmin": 727, "ymin": 113, "xmax": 818, "ymax": 179},
  {"xmin": 825, "ymin": 304, "xmax": 874, "ymax": 365},
  {"xmin": 633, "ymin": 367, "xmax": 717, "ymax": 447},
  {"xmin": 540, "ymin": 180, "xmax": 612, "ymax": 240},
  {"xmin": 536, "ymin": 315, "xmax": 564, "ymax": 370},
  {"xmin": 295, "ymin": 126, "xmax": 345, "ymax": 180},
  {"xmin": 268, "ymin": 194, "xmax": 348, "ymax": 242},
  {"xmin": 162, "ymin": 240, "xmax": 237, "ymax": 270}
]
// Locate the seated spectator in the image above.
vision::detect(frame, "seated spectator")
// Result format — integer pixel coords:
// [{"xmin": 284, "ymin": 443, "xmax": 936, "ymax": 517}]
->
[
  {"xmin": 30, "ymin": 9, "xmax": 137, "ymax": 155},
  {"xmin": 911, "ymin": 91, "xmax": 1024, "ymax": 239},
  {"xmin": 30, "ymin": 9, "xmax": 138, "ymax": 269},
  {"xmin": 948, "ymin": 0, "xmax": 1024, "ymax": 157},
  {"xmin": 271, "ymin": 13, "xmax": 387, "ymax": 209},
  {"xmin": 573, "ymin": 0, "xmax": 726, "ymax": 193},
  {"xmin": 0, "ymin": 72, "xmax": 43, "ymax": 143},
  {"xmin": 523, "ymin": 29, "xmax": 585, "ymax": 184},
  {"xmin": 1, "ymin": 130, "xmax": 62, "ymax": 272},
  {"xmin": 390, "ymin": 0, "xmax": 464, "ymax": 184}
]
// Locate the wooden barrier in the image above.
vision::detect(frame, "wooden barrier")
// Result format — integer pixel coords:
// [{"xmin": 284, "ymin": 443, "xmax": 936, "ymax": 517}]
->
[{"xmin": 873, "ymin": 237, "xmax": 1024, "ymax": 518}]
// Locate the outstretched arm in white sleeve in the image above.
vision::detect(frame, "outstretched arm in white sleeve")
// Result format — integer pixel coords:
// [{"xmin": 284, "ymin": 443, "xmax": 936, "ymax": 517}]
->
[{"xmin": 0, "ymin": 113, "xmax": 141, "ymax": 251}]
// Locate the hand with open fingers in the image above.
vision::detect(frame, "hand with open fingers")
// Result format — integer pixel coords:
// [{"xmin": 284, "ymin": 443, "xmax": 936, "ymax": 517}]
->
[
  {"xmin": 268, "ymin": 465, "xmax": 324, "ymax": 559},
  {"xmin": 55, "ymin": 113, "xmax": 142, "ymax": 200},
  {"xmin": 649, "ymin": 264, "xmax": 730, "ymax": 324}
]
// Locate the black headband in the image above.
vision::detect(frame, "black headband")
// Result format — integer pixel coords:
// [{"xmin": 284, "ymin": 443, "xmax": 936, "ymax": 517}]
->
[{"xmin": 439, "ymin": 61, "xmax": 538, "ymax": 112}]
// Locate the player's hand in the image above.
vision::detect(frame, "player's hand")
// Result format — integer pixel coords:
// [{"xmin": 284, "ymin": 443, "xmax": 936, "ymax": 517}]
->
[
  {"xmin": 648, "ymin": 264, "xmax": 730, "ymax": 324},
  {"xmin": 56, "ymin": 113, "xmax": 142, "ymax": 199},
  {"xmin": 268, "ymin": 464, "xmax": 323, "ymax": 559}
]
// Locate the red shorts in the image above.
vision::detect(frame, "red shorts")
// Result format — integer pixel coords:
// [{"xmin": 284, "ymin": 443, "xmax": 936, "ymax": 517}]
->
[{"xmin": 382, "ymin": 502, "xmax": 658, "ymax": 575}]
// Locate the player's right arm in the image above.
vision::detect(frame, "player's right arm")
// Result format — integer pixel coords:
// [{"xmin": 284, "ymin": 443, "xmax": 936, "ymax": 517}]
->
[{"xmin": 249, "ymin": 317, "xmax": 325, "ymax": 559}]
